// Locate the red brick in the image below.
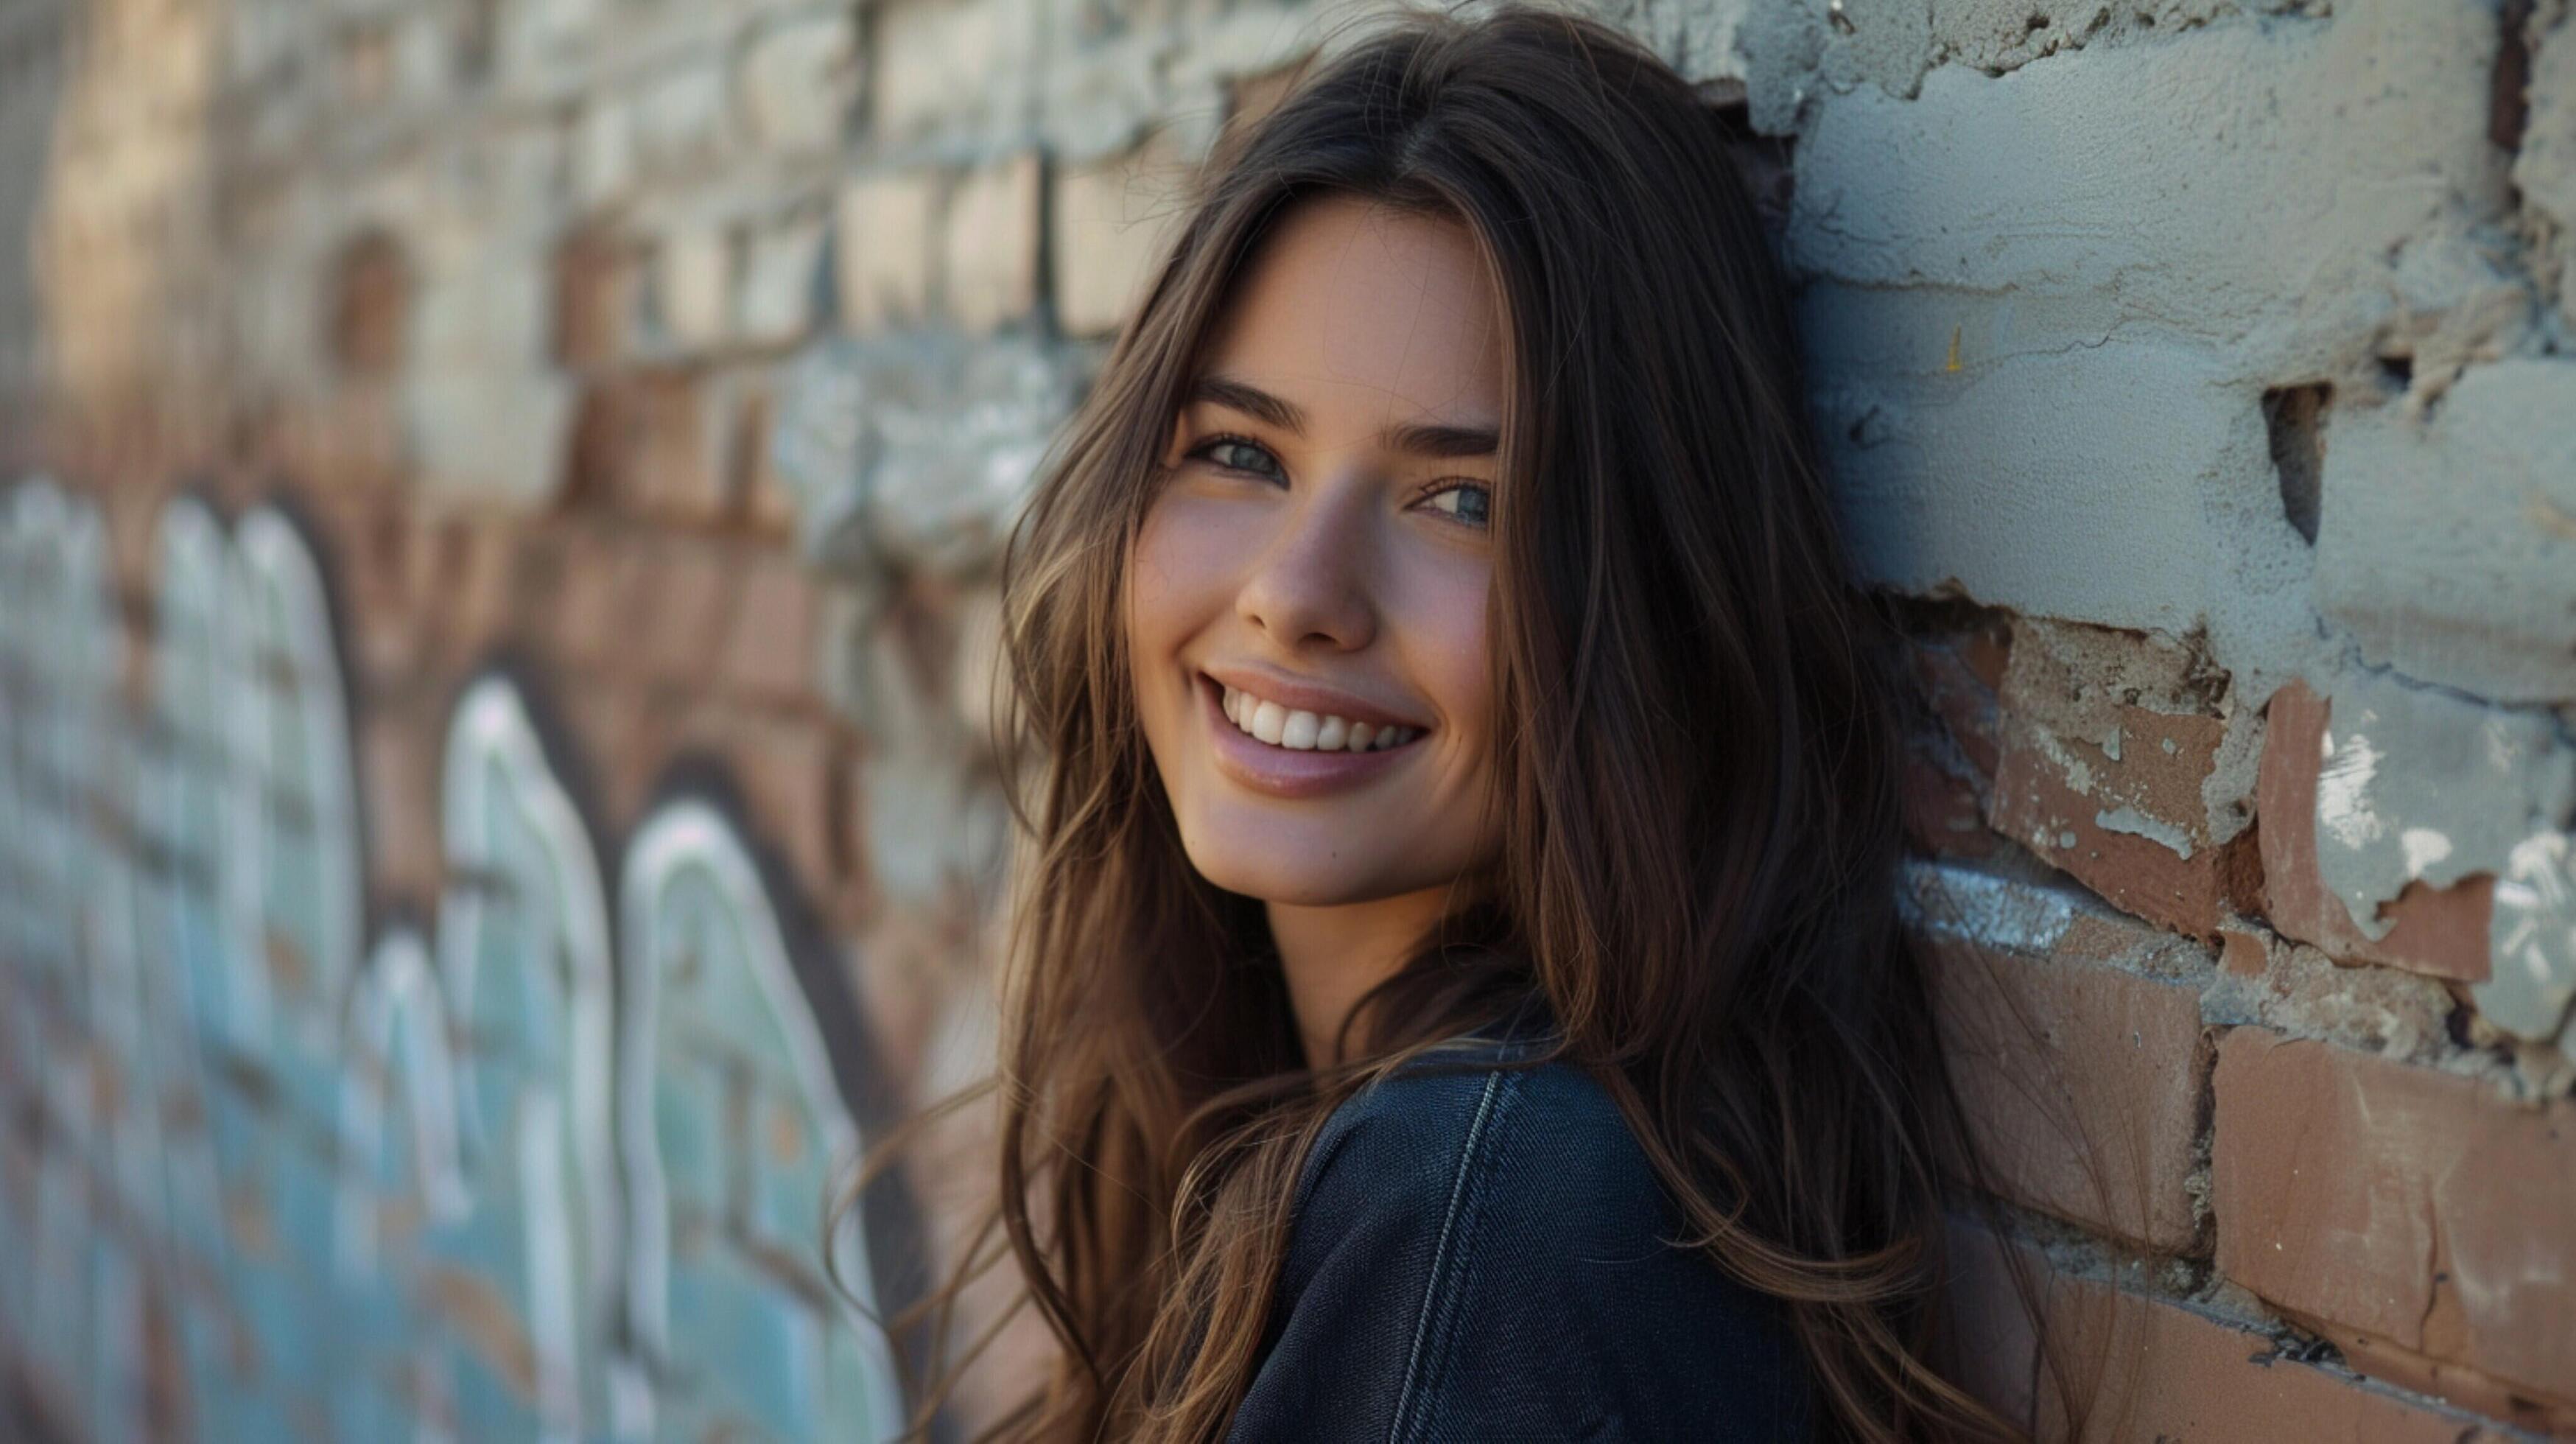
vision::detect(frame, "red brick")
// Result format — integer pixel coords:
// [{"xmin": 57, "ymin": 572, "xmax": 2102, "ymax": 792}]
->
[
  {"xmin": 691, "ymin": 708, "xmax": 854, "ymax": 905},
  {"xmin": 627, "ymin": 369, "xmax": 723, "ymax": 522},
  {"xmin": 2256, "ymin": 680, "xmax": 2492, "ymax": 981},
  {"xmin": 629, "ymin": 539, "xmax": 738, "ymax": 686},
  {"xmin": 718, "ymin": 552, "xmax": 824, "ymax": 702},
  {"xmin": 358, "ymin": 710, "xmax": 440, "ymax": 905},
  {"xmin": 566, "ymin": 370, "xmax": 723, "ymax": 521},
  {"xmin": 1986, "ymin": 621, "xmax": 2256, "ymax": 940},
  {"xmin": 551, "ymin": 226, "xmax": 634, "ymax": 371},
  {"xmin": 1951, "ymin": 1225, "xmax": 2504, "ymax": 1442},
  {"xmin": 1932, "ymin": 905, "xmax": 2210, "ymax": 1252},
  {"xmin": 1903, "ymin": 628, "xmax": 2010, "ymax": 860},
  {"xmin": 2213, "ymin": 1028, "xmax": 2576, "ymax": 1413},
  {"xmin": 544, "ymin": 525, "xmax": 627, "ymax": 670}
]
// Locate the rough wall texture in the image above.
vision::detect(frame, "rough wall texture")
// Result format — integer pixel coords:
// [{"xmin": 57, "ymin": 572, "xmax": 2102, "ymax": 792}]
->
[{"xmin": 0, "ymin": 0, "xmax": 2570, "ymax": 1438}]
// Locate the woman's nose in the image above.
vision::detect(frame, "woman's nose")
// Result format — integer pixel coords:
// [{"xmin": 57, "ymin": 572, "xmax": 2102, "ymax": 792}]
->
[{"xmin": 1235, "ymin": 477, "xmax": 1378, "ymax": 652}]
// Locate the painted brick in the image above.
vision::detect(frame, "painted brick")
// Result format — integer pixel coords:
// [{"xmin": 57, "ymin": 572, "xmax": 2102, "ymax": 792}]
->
[
  {"xmin": 2256, "ymin": 680, "xmax": 2493, "ymax": 981},
  {"xmin": 833, "ymin": 172, "xmax": 938, "ymax": 334},
  {"xmin": 736, "ymin": 11, "xmax": 856, "ymax": 153},
  {"xmin": 2315, "ymin": 360, "xmax": 2576, "ymax": 704},
  {"xmin": 1984, "ymin": 619, "xmax": 2256, "ymax": 941},
  {"xmin": 654, "ymin": 227, "xmax": 732, "ymax": 351},
  {"xmin": 735, "ymin": 214, "xmax": 826, "ymax": 350},
  {"xmin": 1794, "ymin": 0, "xmax": 2505, "ymax": 638},
  {"xmin": 2213, "ymin": 1028, "xmax": 2576, "ymax": 1414},
  {"xmin": 871, "ymin": 0, "xmax": 1021, "ymax": 136},
  {"xmin": 631, "ymin": 59, "xmax": 730, "ymax": 176},
  {"xmin": 1930, "ymin": 893, "xmax": 2211, "ymax": 1252},
  {"xmin": 944, "ymin": 154, "xmax": 1042, "ymax": 334},
  {"xmin": 1053, "ymin": 136, "xmax": 1187, "ymax": 339},
  {"xmin": 1951, "ymin": 1225, "xmax": 2504, "ymax": 1443}
]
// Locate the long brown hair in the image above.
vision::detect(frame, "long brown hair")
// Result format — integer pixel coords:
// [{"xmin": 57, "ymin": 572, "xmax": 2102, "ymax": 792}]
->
[{"xmin": 859, "ymin": 7, "xmax": 2030, "ymax": 1439}]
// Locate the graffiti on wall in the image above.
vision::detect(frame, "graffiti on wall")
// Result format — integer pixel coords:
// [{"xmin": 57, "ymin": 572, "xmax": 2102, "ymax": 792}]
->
[{"xmin": 0, "ymin": 480, "xmax": 910, "ymax": 1442}]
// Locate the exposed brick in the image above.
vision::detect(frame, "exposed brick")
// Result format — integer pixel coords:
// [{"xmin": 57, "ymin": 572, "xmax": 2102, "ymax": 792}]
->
[
  {"xmin": 551, "ymin": 226, "xmax": 634, "ymax": 371},
  {"xmin": 2213, "ymin": 1028, "xmax": 2576, "ymax": 1415},
  {"xmin": 359, "ymin": 709, "xmax": 439, "ymax": 905},
  {"xmin": 2257, "ymin": 679, "xmax": 2495, "ymax": 982},
  {"xmin": 944, "ymin": 154, "xmax": 1040, "ymax": 334},
  {"xmin": 630, "ymin": 538, "xmax": 738, "ymax": 687},
  {"xmin": 1951, "ymin": 1225, "xmax": 2502, "ymax": 1443},
  {"xmin": 834, "ymin": 171, "xmax": 938, "ymax": 333},
  {"xmin": 1931, "ymin": 901, "xmax": 2211, "ymax": 1252},
  {"xmin": 1901, "ymin": 620, "xmax": 2012, "ymax": 860},
  {"xmin": 718, "ymin": 551, "xmax": 824, "ymax": 704},
  {"xmin": 606, "ymin": 368, "xmax": 724, "ymax": 522},
  {"xmin": 1985, "ymin": 619, "xmax": 2256, "ymax": 941},
  {"xmin": 688, "ymin": 707, "xmax": 853, "ymax": 905},
  {"xmin": 547, "ymin": 524, "xmax": 628, "ymax": 670}
]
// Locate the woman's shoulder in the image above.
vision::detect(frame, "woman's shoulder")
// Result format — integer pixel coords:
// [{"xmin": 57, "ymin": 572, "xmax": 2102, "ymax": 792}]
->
[
  {"xmin": 1242, "ymin": 1037, "xmax": 1813, "ymax": 1440},
  {"xmin": 1299, "ymin": 1041, "xmax": 1667, "ymax": 1239}
]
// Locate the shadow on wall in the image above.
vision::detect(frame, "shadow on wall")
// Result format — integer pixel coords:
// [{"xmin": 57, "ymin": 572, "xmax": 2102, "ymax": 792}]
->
[{"xmin": 0, "ymin": 477, "xmax": 930, "ymax": 1443}]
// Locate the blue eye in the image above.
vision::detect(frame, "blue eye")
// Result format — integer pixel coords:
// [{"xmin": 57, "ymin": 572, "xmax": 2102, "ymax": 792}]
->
[
  {"xmin": 1189, "ymin": 435, "xmax": 1284, "ymax": 481},
  {"xmin": 1423, "ymin": 482, "xmax": 1492, "ymax": 528}
]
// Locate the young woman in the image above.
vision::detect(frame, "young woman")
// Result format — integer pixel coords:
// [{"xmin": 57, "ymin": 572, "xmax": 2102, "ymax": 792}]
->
[{"xmin": 880, "ymin": 7, "xmax": 2024, "ymax": 1439}]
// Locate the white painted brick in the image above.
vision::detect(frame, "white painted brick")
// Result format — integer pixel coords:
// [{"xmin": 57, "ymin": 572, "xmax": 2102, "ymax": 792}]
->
[
  {"xmin": 2516, "ymin": 5, "xmax": 2576, "ymax": 328},
  {"xmin": 871, "ymin": 0, "xmax": 1031, "ymax": 136},
  {"xmin": 657, "ymin": 227, "xmax": 733, "ymax": 348},
  {"xmin": 1053, "ymin": 136, "xmax": 1187, "ymax": 339},
  {"xmin": 835, "ymin": 171, "xmax": 939, "ymax": 332},
  {"xmin": 633, "ymin": 59, "xmax": 731, "ymax": 175},
  {"xmin": 944, "ymin": 153, "xmax": 1040, "ymax": 334},
  {"xmin": 737, "ymin": 214, "xmax": 827, "ymax": 347},
  {"xmin": 1789, "ymin": 0, "xmax": 2508, "ymax": 656},
  {"xmin": 2314, "ymin": 360, "xmax": 2576, "ymax": 704},
  {"xmin": 738, "ymin": 10, "xmax": 857, "ymax": 153}
]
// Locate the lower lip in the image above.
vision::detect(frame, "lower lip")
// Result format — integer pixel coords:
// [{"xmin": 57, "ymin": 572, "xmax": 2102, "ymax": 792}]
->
[{"xmin": 1198, "ymin": 676, "xmax": 1422, "ymax": 799}]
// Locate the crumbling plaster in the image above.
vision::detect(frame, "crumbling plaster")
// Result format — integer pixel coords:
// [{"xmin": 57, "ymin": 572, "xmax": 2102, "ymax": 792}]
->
[{"xmin": 1712, "ymin": 0, "xmax": 2576, "ymax": 1054}]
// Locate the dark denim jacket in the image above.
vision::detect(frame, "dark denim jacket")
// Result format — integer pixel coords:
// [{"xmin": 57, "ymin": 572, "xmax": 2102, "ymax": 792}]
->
[{"xmin": 1225, "ymin": 1030, "xmax": 1811, "ymax": 1442}]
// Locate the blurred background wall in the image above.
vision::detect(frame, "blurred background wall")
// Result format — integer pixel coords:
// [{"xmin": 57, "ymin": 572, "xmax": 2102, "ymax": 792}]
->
[{"xmin": 0, "ymin": 0, "xmax": 2572, "ymax": 1438}]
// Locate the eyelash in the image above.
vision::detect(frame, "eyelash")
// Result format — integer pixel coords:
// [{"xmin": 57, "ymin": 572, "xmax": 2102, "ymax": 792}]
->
[{"xmin": 1184, "ymin": 432, "xmax": 1492, "ymax": 528}]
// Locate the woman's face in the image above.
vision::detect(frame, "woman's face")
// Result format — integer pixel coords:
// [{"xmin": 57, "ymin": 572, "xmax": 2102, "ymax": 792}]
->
[{"xmin": 1126, "ymin": 193, "xmax": 1506, "ymax": 908}]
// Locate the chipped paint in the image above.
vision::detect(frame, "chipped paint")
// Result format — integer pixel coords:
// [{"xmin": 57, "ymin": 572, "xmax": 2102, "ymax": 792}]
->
[
  {"xmin": 2309, "ymin": 673, "xmax": 2576, "ymax": 950},
  {"xmin": 2316, "ymin": 726, "xmax": 2385, "ymax": 852},
  {"xmin": 2398, "ymin": 828, "xmax": 2454, "ymax": 880},
  {"xmin": 2474, "ymin": 833, "xmax": 2576, "ymax": 1043},
  {"xmin": 2094, "ymin": 805, "xmax": 2195, "ymax": 860}
]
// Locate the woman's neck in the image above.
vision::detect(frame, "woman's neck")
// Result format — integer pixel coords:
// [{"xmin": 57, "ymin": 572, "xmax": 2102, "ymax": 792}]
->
[{"xmin": 1266, "ymin": 886, "xmax": 1454, "ymax": 1070}]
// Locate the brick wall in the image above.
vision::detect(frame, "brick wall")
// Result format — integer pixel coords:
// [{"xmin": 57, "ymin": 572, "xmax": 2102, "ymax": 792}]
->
[{"xmin": 1, "ymin": 0, "xmax": 2571, "ymax": 1438}]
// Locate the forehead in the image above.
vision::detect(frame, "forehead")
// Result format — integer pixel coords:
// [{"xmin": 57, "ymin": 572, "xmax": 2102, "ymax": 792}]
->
[{"xmin": 1197, "ymin": 193, "xmax": 1506, "ymax": 432}]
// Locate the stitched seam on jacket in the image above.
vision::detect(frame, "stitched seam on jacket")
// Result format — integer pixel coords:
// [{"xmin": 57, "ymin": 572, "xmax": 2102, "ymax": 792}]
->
[{"xmin": 1386, "ymin": 1068, "xmax": 1508, "ymax": 1444}]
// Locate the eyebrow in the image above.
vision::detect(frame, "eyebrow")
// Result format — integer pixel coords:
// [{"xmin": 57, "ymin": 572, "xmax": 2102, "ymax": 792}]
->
[{"xmin": 1185, "ymin": 373, "xmax": 1500, "ymax": 460}]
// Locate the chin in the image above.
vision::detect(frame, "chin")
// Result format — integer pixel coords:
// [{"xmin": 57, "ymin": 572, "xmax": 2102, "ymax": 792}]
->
[{"xmin": 1173, "ymin": 824, "xmax": 1419, "ymax": 908}]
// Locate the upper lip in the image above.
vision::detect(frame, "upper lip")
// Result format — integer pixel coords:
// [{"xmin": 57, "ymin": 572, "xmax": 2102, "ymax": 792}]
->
[{"xmin": 1200, "ymin": 664, "xmax": 1431, "ymax": 732}]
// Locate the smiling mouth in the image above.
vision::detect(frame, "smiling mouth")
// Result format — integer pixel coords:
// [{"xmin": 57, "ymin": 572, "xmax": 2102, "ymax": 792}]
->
[{"xmin": 1210, "ymin": 679, "xmax": 1425, "ymax": 754}]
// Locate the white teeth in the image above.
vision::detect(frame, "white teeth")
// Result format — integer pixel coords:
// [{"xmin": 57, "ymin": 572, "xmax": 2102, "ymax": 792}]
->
[{"xmin": 1215, "ymin": 681, "xmax": 1419, "ymax": 754}]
